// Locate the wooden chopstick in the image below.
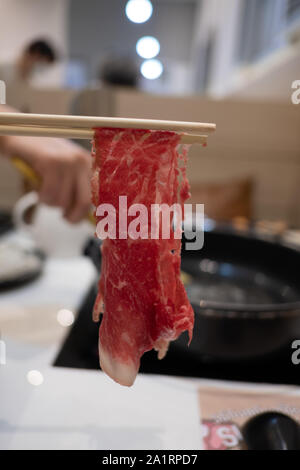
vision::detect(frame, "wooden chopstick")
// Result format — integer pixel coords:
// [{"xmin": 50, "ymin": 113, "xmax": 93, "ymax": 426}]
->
[
  {"xmin": 0, "ymin": 112, "xmax": 216, "ymax": 135},
  {"xmin": 0, "ymin": 124, "xmax": 208, "ymax": 145},
  {"xmin": 0, "ymin": 124, "xmax": 94, "ymax": 140}
]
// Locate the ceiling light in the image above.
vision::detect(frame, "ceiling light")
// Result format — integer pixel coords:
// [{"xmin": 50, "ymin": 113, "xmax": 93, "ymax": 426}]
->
[
  {"xmin": 125, "ymin": 0, "xmax": 153, "ymax": 24},
  {"xmin": 136, "ymin": 36, "xmax": 160, "ymax": 59},
  {"xmin": 140, "ymin": 59, "xmax": 163, "ymax": 80}
]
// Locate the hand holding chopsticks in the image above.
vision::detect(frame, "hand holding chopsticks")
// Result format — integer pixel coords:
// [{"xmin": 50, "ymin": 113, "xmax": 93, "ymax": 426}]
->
[
  {"xmin": 0, "ymin": 111, "xmax": 215, "ymax": 225},
  {"xmin": 1, "ymin": 132, "xmax": 92, "ymax": 224},
  {"xmin": 12, "ymin": 155, "xmax": 96, "ymax": 225}
]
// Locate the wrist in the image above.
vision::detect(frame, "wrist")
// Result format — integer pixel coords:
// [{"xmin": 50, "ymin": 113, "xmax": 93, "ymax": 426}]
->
[
  {"xmin": 0, "ymin": 134, "xmax": 19, "ymax": 157},
  {"xmin": 0, "ymin": 134, "xmax": 13, "ymax": 156},
  {"xmin": 0, "ymin": 105, "xmax": 21, "ymax": 157}
]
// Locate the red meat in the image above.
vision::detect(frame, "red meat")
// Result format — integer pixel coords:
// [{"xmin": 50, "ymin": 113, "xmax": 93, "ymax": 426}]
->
[{"xmin": 91, "ymin": 128, "xmax": 194, "ymax": 386}]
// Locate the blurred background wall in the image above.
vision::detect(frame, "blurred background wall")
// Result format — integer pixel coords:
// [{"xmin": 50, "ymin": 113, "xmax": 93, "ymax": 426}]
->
[
  {"xmin": 194, "ymin": 0, "xmax": 300, "ymax": 101},
  {"xmin": 0, "ymin": 0, "xmax": 300, "ymax": 226},
  {"xmin": 1, "ymin": 0, "xmax": 300, "ymax": 96}
]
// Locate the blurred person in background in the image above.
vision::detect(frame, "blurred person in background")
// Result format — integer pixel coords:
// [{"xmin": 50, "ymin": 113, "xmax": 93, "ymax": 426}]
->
[
  {"xmin": 0, "ymin": 38, "xmax": 56, "ymax": 85},
  {"xmin": 0, "ymin": 104, "xmax": 91, "ymax": 223},
  {"xmin": 99, "ymin": 55, "xmax": 139, "ymax": 88}
]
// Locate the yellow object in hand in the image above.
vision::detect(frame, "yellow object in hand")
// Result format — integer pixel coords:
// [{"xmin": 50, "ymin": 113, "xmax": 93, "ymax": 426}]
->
[{"xmin": 12, "ymin": 157, "xmax": 96, "ymax": 225}]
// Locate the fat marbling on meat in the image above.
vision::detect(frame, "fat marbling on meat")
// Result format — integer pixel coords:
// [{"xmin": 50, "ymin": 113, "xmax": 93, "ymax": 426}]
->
[{"xmin": 91, "ymin": 128, "xmax": 194, "ymax": 386}]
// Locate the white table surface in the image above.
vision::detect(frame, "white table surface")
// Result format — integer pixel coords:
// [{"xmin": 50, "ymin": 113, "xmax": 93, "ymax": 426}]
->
[{"xmin": 0, "ymin": 360, "xmax": 202, "ymax": 450}]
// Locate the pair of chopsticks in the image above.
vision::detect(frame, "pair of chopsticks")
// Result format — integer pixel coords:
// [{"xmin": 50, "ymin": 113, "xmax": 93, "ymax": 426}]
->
[{"xmin": 0, "ymin": 112, "xmax": 216, "ymax": 145}]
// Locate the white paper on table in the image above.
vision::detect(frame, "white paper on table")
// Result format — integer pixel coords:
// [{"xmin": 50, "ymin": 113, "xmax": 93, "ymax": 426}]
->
[{"xmin": 0, "ymin": 364, "xmax": 202, "ymax": 450}]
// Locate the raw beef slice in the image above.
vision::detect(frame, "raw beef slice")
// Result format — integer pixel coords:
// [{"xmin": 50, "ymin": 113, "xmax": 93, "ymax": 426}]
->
[{"xmin": 91, "ymin": 128, "xmax": 194, "ymax": 386}]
